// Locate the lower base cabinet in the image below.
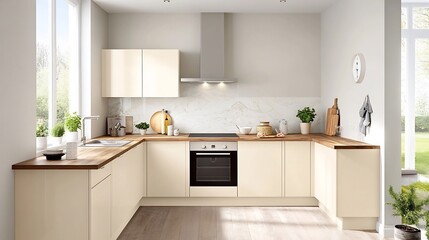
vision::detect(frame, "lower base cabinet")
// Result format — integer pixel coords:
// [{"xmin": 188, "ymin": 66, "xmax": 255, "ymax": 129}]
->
[
  {"xmin": 14, "ymin": 143, "xmax": 145, "ymax": 240},
  {"xmin": 147, "ymin": 141, "xmax": 188, "ymax": 197},
  {"xmin": 238, "ymin": 141, "xmax": 282, "ymax": 197},
  {"xmin": 90, "ymin": 176, "xmax": 111, "ymax": 240}
]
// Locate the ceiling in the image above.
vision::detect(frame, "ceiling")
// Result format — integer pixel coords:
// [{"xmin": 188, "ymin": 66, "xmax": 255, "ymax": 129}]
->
[{"xmin": 93, "ymin": 0, "xmax": 339, "ymax": 14}]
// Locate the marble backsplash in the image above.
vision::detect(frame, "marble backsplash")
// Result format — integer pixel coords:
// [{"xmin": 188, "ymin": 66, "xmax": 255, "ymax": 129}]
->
[{"xmin": 108, "ymin": 84, "xmax": 322, "ymax": 134}]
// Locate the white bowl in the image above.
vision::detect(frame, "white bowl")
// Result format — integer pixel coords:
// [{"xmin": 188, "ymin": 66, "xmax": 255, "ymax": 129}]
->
[{"xmin": 239, "ymin": 127, "xmax": 252, "ymax": 135}]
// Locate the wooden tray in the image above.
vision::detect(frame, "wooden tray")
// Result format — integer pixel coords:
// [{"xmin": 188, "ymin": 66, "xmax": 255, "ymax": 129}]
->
[{"xmin": 150, "ymin": 111, "xmax": 173, "ymax": 133}]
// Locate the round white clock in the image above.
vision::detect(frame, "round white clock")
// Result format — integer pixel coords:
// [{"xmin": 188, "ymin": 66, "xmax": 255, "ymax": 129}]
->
[{"xmin": 352, "ymin": 53, "xmax": 365, "ymax": 83}]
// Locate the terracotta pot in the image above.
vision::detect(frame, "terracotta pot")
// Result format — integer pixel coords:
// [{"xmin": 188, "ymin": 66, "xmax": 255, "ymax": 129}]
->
[
  {"xmin": 394, "ymin": 224, "xmax": 421, "ymax": 240},
  {"xmin": 300, "ymin": 123, "xmax": 311, "ymax": 135}
]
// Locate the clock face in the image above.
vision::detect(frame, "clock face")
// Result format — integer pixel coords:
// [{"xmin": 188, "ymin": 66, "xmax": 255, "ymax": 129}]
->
[{"xmin": 352, "ymin": 54, "xmax": 365, "ymax": 83}]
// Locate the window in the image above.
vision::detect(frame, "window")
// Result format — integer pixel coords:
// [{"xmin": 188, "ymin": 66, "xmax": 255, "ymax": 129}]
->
[
  {"xmin": 401, "ymin": 4, "xmax": 429, "ymax": 176},
  {"xmin": 36, "ymin": 0, "xmax": 80, "ymax": 146}
]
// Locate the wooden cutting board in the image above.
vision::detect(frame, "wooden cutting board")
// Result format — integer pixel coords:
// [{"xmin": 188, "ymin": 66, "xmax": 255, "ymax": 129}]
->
[
  {"xmin": 325, "ymin": 98, "xmax": 339, "ymax": 136},
  {"xmin": 150, "ymin": 111, "xmax": 173, "ymax": 133}
]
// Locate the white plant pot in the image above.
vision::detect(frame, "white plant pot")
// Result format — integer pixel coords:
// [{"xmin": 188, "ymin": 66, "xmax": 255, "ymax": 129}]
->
[
  {"xmin": 50, "ymin": 137, "xmax": 63, "ymax": 146},
  {"xmin": 36, "ymin": 137, "xmax": 47, "ymax": 150},
  {"xmin": 140, "ymin": 129, "xmax": 147, "ymax": 135},
  {"xmin": 393, "ymin": 224, "xmax": 421, "ymax": 240},
  {"xmin": 300, "ymin": 123, "xmax": 311, "ymax": 135},
  {"xmin": 65, "ymin": 131, "xmax": 79, "ymax": 142}
]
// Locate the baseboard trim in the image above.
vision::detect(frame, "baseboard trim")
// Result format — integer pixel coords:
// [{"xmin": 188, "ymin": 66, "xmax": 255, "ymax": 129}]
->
[
  {"xmin": 140, "ymin": 197, "xmax": 318, "ymax": 206},
  {"xmin": 377, "ymin": 222, "xmax": 395, "ymax": 238}
]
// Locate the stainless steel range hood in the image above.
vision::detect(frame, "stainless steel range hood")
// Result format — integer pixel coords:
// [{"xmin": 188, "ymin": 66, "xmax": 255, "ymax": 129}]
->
[{"xmin": 181, "ymin": 13, "xmax": 237, "ymax": 83}]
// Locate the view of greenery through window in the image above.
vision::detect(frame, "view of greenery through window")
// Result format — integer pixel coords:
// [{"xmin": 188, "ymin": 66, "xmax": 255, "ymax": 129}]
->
[
  {"xmin": 37, "ymin": 0, "xmax": 77, "ymax": 135},
  {"xmin": 401, "ymin": 6, "xmax": 429, "ymax": 176}
]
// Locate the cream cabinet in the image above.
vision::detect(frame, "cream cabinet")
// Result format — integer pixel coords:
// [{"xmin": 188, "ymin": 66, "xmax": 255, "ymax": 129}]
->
[
  {"xmin": 90, "ymin": 175, "xmax": 111, "ymax": 240},
  {"xmin": 314, "ymin": 143, "xmax": 380, "ymax": 230},
  {"xmin": 284, "ymin": 141, "xmax": 311, "ymax": 197},
  {"xmin": 238, "ymin": 141, "xmax": 282, "ymax": 197},
  {"xmin": 142, "ymin": 49, "xmax": 180, "ymax": 97},
  {"xmin": 111, "ymin": 143, "xmax": 145, "ymax": 239},
  {"xmin": 147, "ymin": 141, "xmax": 188, "ymax": 197},
  {"xmin": 102, "ymin": 49, "xmax": 143, "ymax": 97},
  {"xmin": 15, "ymin": 144, "xmax": 145, "ymax": 240}
]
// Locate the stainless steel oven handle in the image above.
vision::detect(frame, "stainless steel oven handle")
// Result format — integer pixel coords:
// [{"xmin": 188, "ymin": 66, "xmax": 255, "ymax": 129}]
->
[{"xmin": 196, "ymin": 153, "xmax": 231, "ymax": 156}]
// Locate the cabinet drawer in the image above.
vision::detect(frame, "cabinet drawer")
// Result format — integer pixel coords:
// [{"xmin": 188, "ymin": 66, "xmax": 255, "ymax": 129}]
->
[{"xmin": 90, "ymin": 162, "xmax": 112, "ymax": 188}]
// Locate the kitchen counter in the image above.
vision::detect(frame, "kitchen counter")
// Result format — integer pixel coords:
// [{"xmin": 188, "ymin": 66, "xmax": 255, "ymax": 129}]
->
[{"xmin": 12, "ymin": 133, "xmax": 379, "ymax": 170}]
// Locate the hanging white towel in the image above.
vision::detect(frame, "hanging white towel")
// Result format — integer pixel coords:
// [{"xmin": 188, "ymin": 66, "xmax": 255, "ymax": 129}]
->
[{"xmin": 359, "ymin": 95, "xmax": 373, "ymax": 136}]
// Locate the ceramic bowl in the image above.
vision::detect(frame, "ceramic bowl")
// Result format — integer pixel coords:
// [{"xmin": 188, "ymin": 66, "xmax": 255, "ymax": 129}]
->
[{"xmin": 239, "ymin": 127, "xmax": 252, "ymax": 135}]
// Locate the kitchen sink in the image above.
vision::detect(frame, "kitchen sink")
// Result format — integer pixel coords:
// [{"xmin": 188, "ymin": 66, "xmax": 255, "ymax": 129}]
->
[{"xmin": 81, "ymin": 140, "xmax": 131, "ymax": 147}]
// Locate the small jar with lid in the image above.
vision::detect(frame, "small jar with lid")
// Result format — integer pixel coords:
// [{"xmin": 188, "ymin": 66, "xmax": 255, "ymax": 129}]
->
[{"xmin": 256, "ymin": 122, "xmax": 273, "ymax": 137}]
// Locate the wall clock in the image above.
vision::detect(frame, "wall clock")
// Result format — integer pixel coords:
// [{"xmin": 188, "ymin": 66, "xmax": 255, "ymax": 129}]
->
[{"xmin": 352, "ymin": 53, "xmax": 365, "ymax": 83}]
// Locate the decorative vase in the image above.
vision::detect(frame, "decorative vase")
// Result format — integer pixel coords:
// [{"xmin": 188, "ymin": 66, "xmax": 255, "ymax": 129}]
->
[
  {"xmin": 300, "ymin": 123, "xmax": 311, "ymax": 135},
  {"xmin": 256, "ymin": 122, "xmax": 273, "ymax": 137},
  {"xmin": 393, "ymin": 224, "xmax": 421, "ymax": 240},
  {"xmin": 36, "ymin": 137, "xmax": 47, "ymax": 150},
  {"xmin": 50, "ymin": 137, "xmax": 63, "ymax": 146},
  {"xmin": 65, "ymin": 131, "xmax": 79, "ymax": 142},
  {"xmin": 140, "ymin": 129, "xmax": 147, "ymax": 135}
]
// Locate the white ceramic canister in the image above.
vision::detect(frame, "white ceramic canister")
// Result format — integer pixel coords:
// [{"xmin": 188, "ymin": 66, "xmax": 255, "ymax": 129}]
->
[{"xmin": 279, "ymin": 119, "xmax": 288, "ymax": 135}]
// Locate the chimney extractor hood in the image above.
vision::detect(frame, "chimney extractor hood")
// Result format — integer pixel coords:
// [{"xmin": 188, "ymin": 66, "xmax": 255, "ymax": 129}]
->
[{"xmin": 180, "ymin": 13, "xmax": 237, "ymax": 83}]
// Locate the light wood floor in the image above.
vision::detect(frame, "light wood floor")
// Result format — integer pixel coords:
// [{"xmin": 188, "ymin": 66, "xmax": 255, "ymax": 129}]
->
[{"xmin": 118, "ymin": 207, "xmax": 389, "ymax": 240}]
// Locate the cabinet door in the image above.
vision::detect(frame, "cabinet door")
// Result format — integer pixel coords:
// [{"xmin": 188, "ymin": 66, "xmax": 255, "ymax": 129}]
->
[
  {"xmin": 90, "ymin": 176, "xmax": 111, "ymax": 240},
  {"xmin": 314, "ymin": 143, "xmax": 337, "ymax": 215},
  {"xmin": 238, "ymin": 141, "xmax": 282, "ymax": 197},
  {"xmin": 147, "ymin": 141, "xmax": 187, "ymax": 197},
  {"xmin": 284, "ymin": 141, "xmax": 311, "ymax": 197},
  {"xmin": 102, "ymin": 49, "xmax": 142, "ymax": 97},
  {"xmin": 111, "ymin": 143, "xmax": 144, "ymax": 239},
  {"xmin": 142, "ymin": 49, "xmax": 180, "ymax": 97}
]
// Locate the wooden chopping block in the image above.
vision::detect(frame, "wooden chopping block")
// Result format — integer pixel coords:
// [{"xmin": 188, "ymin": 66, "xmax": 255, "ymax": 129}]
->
[
  {"xmin": 325, "ymin": 98, "xmax": 339, "ymax": 136},
  {"xmin": 150, "ymin": 111, "xmax": 173, "ymax": 133}
]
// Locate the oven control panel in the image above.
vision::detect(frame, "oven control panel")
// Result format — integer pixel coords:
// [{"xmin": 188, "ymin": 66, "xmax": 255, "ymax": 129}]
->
[{"xmin": 190, "ymin": 142, "xmax": 238, "ymax": 151}]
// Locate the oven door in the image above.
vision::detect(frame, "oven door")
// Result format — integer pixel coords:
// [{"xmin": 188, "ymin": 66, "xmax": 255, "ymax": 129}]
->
[{"xmin": 190, "ymin": 151, "xmax": 237, "ymax": 186}]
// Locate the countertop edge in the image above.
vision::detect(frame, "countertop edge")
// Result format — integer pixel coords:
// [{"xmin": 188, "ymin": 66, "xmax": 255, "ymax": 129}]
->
[{"xmin": 12, "ymin": 134, "xmax": 380, "ymax": 170}]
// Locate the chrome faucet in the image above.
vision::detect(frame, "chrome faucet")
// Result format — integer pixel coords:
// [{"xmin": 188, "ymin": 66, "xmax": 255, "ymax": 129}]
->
[{"xmin": 81, "ymin": 115, "xmax": 100, "ymax": 145}]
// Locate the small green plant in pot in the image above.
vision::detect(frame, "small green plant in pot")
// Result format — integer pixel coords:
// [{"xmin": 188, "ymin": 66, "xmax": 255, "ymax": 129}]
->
[
  {"xmin": 388, "ymin": 185, "xmax": 429, "ymax": 240},
  {"xmin": 36, "ymin": 120, "xmax": 48, "ymax": 150},
  {"xmin": 50, "ymin": 123, "xmax": 65, "ymax": 145},
  {"xmin": 64, "ymin": 112, "xmax": 81, "ymax": 142},
  {"xmin": 135, "ymin": 122, "xmax": 150, "ymax": 135},
  {"xmin": 296, "ymin": 107, "xmax": 316, "ymax": 135}
]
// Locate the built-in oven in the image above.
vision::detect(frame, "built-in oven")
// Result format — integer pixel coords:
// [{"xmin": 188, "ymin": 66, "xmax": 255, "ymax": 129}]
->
[{"xmin": 190, "ymin": 141, "xmax": 237, "ymax": 187}]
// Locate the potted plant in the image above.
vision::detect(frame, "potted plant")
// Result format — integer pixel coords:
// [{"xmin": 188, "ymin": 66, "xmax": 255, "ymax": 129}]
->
[
  {"xmin": 296, "ymin": 107, "xmax": 316, "ymax": 134},
  {"xmin": 135, "ymin": 122, "xmax": 150, "ymax": 135},
  {"xmin": 36, "ymin": 120, "xmax": 48, "ymax": 150},
  {"xmin": 50, "ymin": 123, "xmax": 65, "ymax": 146},
  {"xmin": 388, "ymin": 185, "xmax": 429, "ymax": 240},
  {"xmin": 64, "ymin": 112, "xmax": 81, "ymax": 142}
]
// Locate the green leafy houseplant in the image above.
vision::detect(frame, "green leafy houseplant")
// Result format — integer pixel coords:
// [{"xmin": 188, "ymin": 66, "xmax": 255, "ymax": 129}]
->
[
  {"xmin": 296, "ymin": 107, "xmax": 316, "ymax": 123},
  {"xmin": 51, "ymin": 123, "xmax": 65, "ymax": 137},
  {"xmin": 64, "ymin": 112, "xmax": 81, "ymax": 132},
  {"xmin": 388, "ymin": 185, "xmax": 429, "ymax": 239},
  {"xmin": 36, "ymin": 120, "xmax": 48, "ymax": 137},
  {"xmin": 135, "ymin": 122, "xmax": 150, "ymax": 130}
]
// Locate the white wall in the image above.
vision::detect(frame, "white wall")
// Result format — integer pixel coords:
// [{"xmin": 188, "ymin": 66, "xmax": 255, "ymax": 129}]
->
[
  {"xmin": 225, "ymin": 14, "xmax": 321, "ymax": 97},
  {"xmin": 321, "ymin": 0, "xmax": 401, "ymax": 235},
  {"xmin": 107, "ymin": 13, "xmax": 322, "ymax": 132},
  {"xmin": 91, "ymin": 2, "xmax": 108, "ymax": 137},
  {"xmin": 81, "ymin": 0, "xmax": 108, "ymax": 138},
  {"xmin": 0, "ymin": 0, "xmax": 36, "ymax": 239}
]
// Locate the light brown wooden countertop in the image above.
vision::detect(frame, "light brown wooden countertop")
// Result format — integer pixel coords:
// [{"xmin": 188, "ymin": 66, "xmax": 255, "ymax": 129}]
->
[{"xmin": 12, "ymin": 133, "xmax": 379, "ymax": 170}]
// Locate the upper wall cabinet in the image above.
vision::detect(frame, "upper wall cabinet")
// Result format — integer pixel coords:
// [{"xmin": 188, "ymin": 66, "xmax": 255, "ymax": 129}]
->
[
  {"xmin": 102, "ymin": 49, "xmax": 143, "ymax": 97},
  {"xmin": 143, "ymin": 49, "xmax": 180, "ymax": 98}
]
